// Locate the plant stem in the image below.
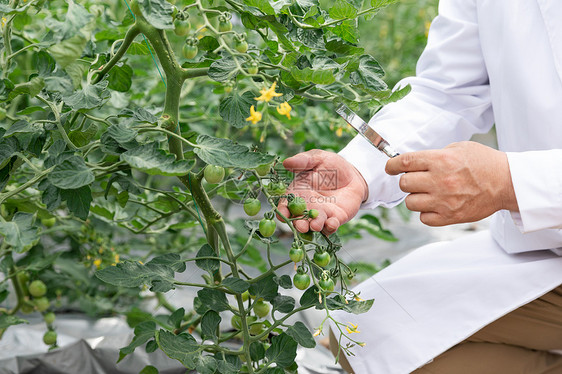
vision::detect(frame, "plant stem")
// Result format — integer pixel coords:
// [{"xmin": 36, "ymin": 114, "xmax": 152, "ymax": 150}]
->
[{"xmin": 93, "ymin": 25, "xmax": 140, "ymax": 84}]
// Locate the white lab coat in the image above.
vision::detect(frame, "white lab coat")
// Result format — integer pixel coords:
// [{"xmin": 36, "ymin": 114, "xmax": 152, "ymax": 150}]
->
[{"xmin": 332, "ymin": 0, "xmax": 562, "ymax": 372}]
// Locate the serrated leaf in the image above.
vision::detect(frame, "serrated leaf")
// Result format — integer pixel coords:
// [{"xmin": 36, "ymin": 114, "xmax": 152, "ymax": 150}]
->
[
  {"xmin": 265, "ymin": 333, "xmax": 297, "ymax": 367},
  {"xmin": 7, "ymin": 77, "xmax": 45, "ymax": 101},
  {"xmin": 44, "ymin": 0, "xmax": 93, "ymax": 41},
  {"xmin": 197, "ymin": 289, "xmax": 229, "ymax": 312},
  {"xmin": 48, "ymin": 34, "xmax": 88, "ymax": 68},
  {"xmin": 248, "ymin": 273, "xmax": 278, "ymax": 302},
  {"xmin": 201, "ymin": 311, "xmax": 221, "ymax": 341},
  {"xmin": 108, "ymin": 64, "xmax": 133, "ymax": 92},
  {"xmin": 286, "ymin": 321, "xmax": 315, "ymax": 348},
  {"xmin": 290, "ymin": 67, "xmax": 335, "ymax": 85},
  {"xmin": 95, "ymin": 260, "xmax": 176, "ymax": 292},
  {"xmin": 168, "ymin": 308, "xmax": 185, "ymax": 329},
  {"xmin": 63, "ymin": 80, "xmax": 111, "ymax": 110},
  {"xmin": 208, "ymin": 57, "xmax": 237, "ymax": 82},
  {"xmin": 195, "ymin": 356, "xmax": 218, "ymax": 374},
  {"xmin": 198, "ymin": 36, "xmax": 220, "ymax": 51},
  {"xmin": 219, "ymin": 91, "xmax": 254, "ymax": 128},
  {"xmin": 331, "ymin": 20, "xmax": 358, "ymax": 44},
  {"xmin": 222, "ymin": 277, "xmax": 250, "ymax": 293},
  {"xmin": 128, "ymin": 42, "xmax": 150, "ymax": 55},
  {"xmin": 121, "ymin": 144, "xmax": 193, "ymax": 176},
  {"xmin": 371, "ymin": 0, "xmax": 399, "ymax": 9},
  {"xmin": 138, "ymin": 0, "xmax": 175, "ymax": 29},
  {"xmin": 146, "ymin": 253, "xmax": 186, "ymax": 273},
  {"xmin": 139, "ymin": 365, "xmax": 158, "ymax": 374},
  {"xmin": 106, "ymin": 123, "xmax": 138, "ymax": 144},
  {"xmin": 60, "ymin": 185, "xmax": 92, "ymax": 220},
  {"xmin": 156, "ymin": 330, "xmax": 199, "ymax": 369},
  {"xmin": 272, "ymin": 295, "xmax": 295, "ymax": 313},
  {"xmin": 0, "ymin": 212, "xmax": 39, "ymax": 253},
  {"xmin": 48, "ymin": 155, "xmax": 94, "ymax": 189},
  {"xmin": 0, "ymin": 138, "xmax": 19, "ymax": 166},
  {"xmin": 194, "ymin": 135, "xmax": 275, "ymax": 169},
  {"xmin": 326, "ymin": 295, "xmax": 374, "ymax": 314},
  {"xmin": 244, "ymin": 0, "xmax": 275, "ymax": 15},
  {"xmin": 0, "ymin": 313, "xmax": 28, "ymax": 329},
  {"xmin": 329, "ymin": 0, "xmax": 357, "ymax": 20},
  {"xmin": 119, "ymin": 321, "xmax": 156, "ymax": 361},
  {"xmin": 349, "ymin": 54, "xmax": 387, "ymax": 92}
]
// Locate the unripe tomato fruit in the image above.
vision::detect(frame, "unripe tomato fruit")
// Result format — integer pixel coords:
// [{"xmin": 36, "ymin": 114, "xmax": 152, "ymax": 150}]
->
[
  {"xmin": 20, "ymin": 303, "xmax": 34, "ymax": 314},
  {"xmin": 235, "ymin": 40, "xmax": 248, "ymax": 53},
  {"xmin": 259, "ymin": 218, "xmax": 276, "ymax": 237},
  {"xmin": 289, "ymin": 247, "xmax": 304, "ymax": 263},
  {"xmin": 43, "ymin": 330, "xmax": 57, "ymax": 345},
  {"xmin": 34, "ymin": 297, "xmax": 50, "ymax": 312},
  {"xmin": 243, "ymin": 198, "xmax": 261, "ymax": 216},
  {"xmin": 249, "ymin": 321, "xmax": 266, "ymax": 336},
  {"xmin": 204, "ymin": 165, "xmax": 225, "ymax": 184},
  {"xmin": 319, "ymin": 278, "xmax": 335, "ymax": 292},
  {"xmin": 44, "ymin": 312, "xmax": 56, "ymax": 324},
  {"xmin": 308, "ymin": 209, "xmax": 319, "ymax": 219},
  {"xmin": 293, "ymin": 272, "xmax": 311, "ymax": 290},
  {"xmin": 241, "ymin": 290, "xmax": 250, "ymax": 301},
  {"xmin": 248, "ymin": 63, "xmax": 259, "ymax": 75},
  {"xmin": 313, "ymin": 251, "xmax": 331, "ymax": 267},
  {"xmin": 267, "ymin": 182, "xmax": 286, "ymax": 196},
  {"xmin": 182, "ymin": 44, "xmax": 198, "ymax": 59},
  {"xmin": 288, "ymin": 196, "xmax": 307, "ymax": 216},
  {"xmin": 41, "ymin": 217, "xmax": 56, "ymax": 228},
  {"xmin": 253, "ymin": 300, "xmax": 270, "ymax": 318},
  {"xmin": 254, "ymin": 163, "xmax": 270, "ymax": 176},
  {"xmin": 29, "ymin": 280, "xmax": 47, "ymax": 297},
  {"xmin": 218, "ymin": 20, "xmax": 232, "ymax": 32},
  {"xmin": 174, "ymin": 19, "xmax": 191, "ymax": 36}
]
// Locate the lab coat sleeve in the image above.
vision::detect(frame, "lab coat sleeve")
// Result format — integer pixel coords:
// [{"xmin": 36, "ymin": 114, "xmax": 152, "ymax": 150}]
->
[
  {"xmin": 339, "ymin": 0, "xmax": 495, "ymax": 209},
  {"xmin": 507, "ymin": 151, "xmax": 562, "ymax": 232}
]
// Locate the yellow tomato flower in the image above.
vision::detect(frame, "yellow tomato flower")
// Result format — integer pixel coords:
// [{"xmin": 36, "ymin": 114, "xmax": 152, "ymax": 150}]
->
[
  {"xmin": 354, "ymin": 295, "xmax": 365, "ymax": 302},
  {"xmin": 245, "ymin": 105, "xmax": 262, "ymax": 124},
  {"xmin": 255, "ymin": 82, "xmax": 283, "ymax": 102},
  {"xmin": 313, "ymin": 329, "xmax": 322, "ymax": 337},
  {"xmin": 276, "ymin": 102, "xmax": 292, "ymax": 119},
  {"xmin": 345, "ymin": 322, "xmax": 360, "ymax": 334},
  {"xmin": 335, "ymin": 127, "xmax": 343, "ymax": 137},
  {"xmin": 425, "ymin": 21, "xmax": 431, "ymax": 38},
  {"xmin": 1, "ymin": 17, "xmax": 7, "ymax": 28},
  {"xmin": 93, "ymin": 259, "xmax": 102, "ymax": 269},
  {"xmin": 358, "ymin": 342, "xmax": 366, "ymax": 347},
  {"xmin": 114, "ymin": 254, "xmax": 120, "ymax": 263}
]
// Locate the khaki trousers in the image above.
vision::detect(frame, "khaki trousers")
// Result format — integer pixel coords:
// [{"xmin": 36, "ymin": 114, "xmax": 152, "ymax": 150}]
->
[{"xmin": 330, "ymin": 285, "xmax": 562, "ymax": 374}]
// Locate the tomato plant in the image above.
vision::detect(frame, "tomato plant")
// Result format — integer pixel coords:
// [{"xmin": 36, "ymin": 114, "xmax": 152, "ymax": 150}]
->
[
  {"xmin": 0, "ymin": 0, "xmax": 408, "ymax": 371},
  {"xmin": 243, "ymin": 198, "xmax": 261, "ymax": 216}
]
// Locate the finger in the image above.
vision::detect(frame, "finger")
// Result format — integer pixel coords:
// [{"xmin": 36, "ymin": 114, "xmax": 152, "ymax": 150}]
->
[
  {"xmin": 419, "ymin": 212, "xmax": 446, "ymax": 227},
  {"xmin": 309, "ymin": 208, "xmax": 327, "ymax": 232},
  {"xmin": 283, "ymin": 149, "xmax": 326, "ymax": 173},
  {"xmin": 399, "ymin": 172, "xmax": 434, "ymax": 193},
  {"xmin": 404, "ymin": 193, "xmax": 434, "ymax": 213},
  {"xmin": 385, "ymin": 151, "xmax": 432, "ymax": 175},
  {"xmin": 276, "ymin": 199, "xmax": 291, "ymax": 222},
  {"xmin": 294, "ymin": 219, "xmax": 310, "ymax": 233},
  {"xmin": 322, "ymin": 217, "xmax": 340, "ymax": 236}
]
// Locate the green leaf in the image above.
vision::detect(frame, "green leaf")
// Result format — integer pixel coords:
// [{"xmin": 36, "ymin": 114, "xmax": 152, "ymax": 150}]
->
[
  {"xmin": 198, "ymin": 36, "xmax": 220, "ymax": 51},
  {"xmin": 299, "ymin": 285, "xmax": 322, "ymax": 308},
  {"xmin": 60, "ymin": 185, "xmax": 93, "ymax": 220},
  {"xmin": 32, "ymin": 51, "xmax": 56, "ymax": 76},
  {"xmin": 63, "ymin": 80, "xmax": 111, "ymax": 110},
  {"xmin": 286, "ymin": 321, "xmax": 315, "ymax": 348},
  {"xmin": 219, "ymin": 91, "xmax": 254, "ymax": 128},
  {"xmin": 222, "ymin": 277, "xmax": 250, "ymax": 293},
  {"xmin": 272, "ymin": 295, "xmax": 295, "ymax": 313},
  {"xmin": 329, "ymin": 0, "xmax": 357, "ymax": 20},
  {"xmin": 139, "ymin": 366, "xmax": 158, "ymax": 374},
  {"xmin": 244, "ymin": 0, "xmax": 275, "ymax": 15},
  {"xmin": 0, "ymin": 138, "xmax": 18, "ymax": 166},
  {"xmin": 119, "ymin": 321, "xmax": 156, "ymax": 361},
  {"xmin": 156, "ymin": 330, "xmax": 199, "ymax": 369},
  {"xmin": 371, "ymin": 0, "xmax": 399, "ymax": 9},
  {"xmin": 0, "ymin": 79, "xmax": 15, "ymax": 101},
  {"xmin": 325, "ymin": 40, "xmax": 364, "ymax": 55},
  {"xmin": 274, "ymin": 274, "xmax": 293, "ymax": 289},
  {"xmin": 195, "ymin": 356, "xmax": 218, "ymax": 374},
  {"xmin": 248, "ymin": 273, "xmax": 278, "ymax": 302},
  {"xmin": 108, "ymin": 64, "xmax": 133, "ymax": 92},
  {"xmin": 250, "ymin": 341, "xmax": 266, "ymax": 361},
  {"xmin": 265, "ymin": 333, "xmax": 298, "ymax": 367},
  {"xmin": 349, "ymin": 55, "xmax": 387, "ymax": 92},
  {"xmin": 147, "ymin": 254, "xmax": 186, "ymax": 273},
  {"xmin": 0, "ymin": 313, "xmax": 28, "ymax": 329},
  {"xmin": 48, "ymin": 35, "xmax": 88, "ymax": 68},
  {"xmin": 201, "ymin": 311, "xmax": 221, "ymax": 341},
  {"xmin": 95, "ymin": 260, "xmax": 176, "ymax": 292},
  {"xmin": 195, "ymin": 244, "xmax": 220, "ymax": 275},
  {"xmin": 0, "ymin": 212, "xmax": 39, "ymax": 253},
  {"xmin": 194, "ymin": 135, "xmax": 275, "ymax": 169},
  {"xmin": 290, "ymin": 67, "xmax": 335, "ymax": 85},
  {"xmin": 6, "ymin": 77, "xmax": 45, "ymax": 101},
  {"xmin": 128, "ymin": 42, "xmax": 150, "ymax": 55},
  {"xmin": 44, "ymin": 0, "xmax": 93, "ymax": 41},
  {"xmin": 208, "ymin": 57, "xmax": 237, "ymax": 82},
  {"xmin": 69, "ymin": 122, "xmax": 98, "ymax": 148},
  {"xmin": 48, "ymin": 155, "xmax": 94, "ymax": 189},
  {"xmin": 358, "ymin": 214, "xmax": 397, "ymax": 241},
  {"xmin": 65, "ymin": 60, "xmax": 90, "ymax": 88},
  {"xmin": 121, "ymin": 143, "xmax": 193, "ymax": 176},
  {"xmin": 327, "ymin": 295, "xmax": 374, "ymax": 314},
  {"xmin": 168, "ymin": 308, "xmax": 185, "ymax": 329},
  {"xmin": 331, "ymin": 20, "xmax": 358, "ymax": 44},
  {"xmin": 138, "ymin": 0, "xmax": 175, "ymax": 30},
  {"xmin": 197, "ymin": 289, "xmax": 229, "ymax": 312},
  {"xmin": 106, "ymin": 123, "xmax": 138, "ymax": 144}
]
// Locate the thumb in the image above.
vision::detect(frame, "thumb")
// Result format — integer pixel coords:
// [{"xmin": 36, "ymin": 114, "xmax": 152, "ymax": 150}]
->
[{"xmin": 283, "ymin": 149, "xmax": 325, "ymax": 172}]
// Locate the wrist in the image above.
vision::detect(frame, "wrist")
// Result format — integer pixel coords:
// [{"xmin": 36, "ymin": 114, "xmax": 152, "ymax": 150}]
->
[{"xmin": 497, "ymin": 151, "xmax": 520, "ymax": 212}]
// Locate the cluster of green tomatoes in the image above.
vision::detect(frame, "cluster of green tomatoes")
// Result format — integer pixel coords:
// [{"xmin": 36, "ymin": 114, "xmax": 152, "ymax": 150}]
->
[{"xmin": 16, "ymin": 276, "xmax": 57, "ymax": 346}]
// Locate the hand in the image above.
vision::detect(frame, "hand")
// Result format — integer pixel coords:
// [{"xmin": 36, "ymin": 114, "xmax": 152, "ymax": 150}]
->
[
  {"xmin": 385, "ymin": 141, "xmax": 519, "ymax": 226},
  {"xmin": 279, "ymin": 150, "xmax": 368, "ymax": 235}
]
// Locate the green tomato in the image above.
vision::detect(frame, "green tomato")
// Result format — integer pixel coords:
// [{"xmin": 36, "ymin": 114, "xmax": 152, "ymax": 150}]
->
[
  {"xmin": 313, "ymin": 251, "xmax": 331, "ymax": 267},
  {"xmin": 29, "ymin": 280, "xmax": 47, "ymax": 298},
  {"xmin": 253, "ymin": 300, "xmax": 270, "ymax": 318},
  {"xmin": 319, "ymin": 278, "xmax": 335, "ymax": 292},
  {"xmin": 288, "ymin": 196, "xmax": 307, "ymax": 216},
  {"xmin": 218, "ymin": 20, "xmax": 232, "ymax": 32},
  {"xmin": 289, "ymin": 246, "xmax": 304, "ymax": 263},
  {"xmin": 241, "ymin": 290, "xmax": 250, "ymax": 302},
  {"xmin": 44, "ymin": 312, "xmax": 56, "ymax": 324},
  {"xmin": 17, "ymin": 271, "xmax": 29, "ymax": 285},
  {"xmin": 224, "ymin": 84, "xmax": 233, "ymax": 94},
  {"xmin": 182, "ymin": 44, "xmax": 198, "ymax": 59},
  {"xmin": 267, "ymin": 182, "xmax": 286, "ymax": 196},
  {"xmin": 249, "ymin": 321, "xmax": 265, "ymax": 336},
  {"xmin": 174, "ymin": 18, "xmax": 191, "ymax": 36},
  {"xmin": 259, "ymin": 218, "xmax": 276, "ymax": 237},
  {"xmin": 293, "ymin": 272, "xmax": 311, "ymax": 290},
  {"xmin": 204, "ymin": 165, "xmax": 225, "ymax": 184},
  {"xmin": 231, "ymin": 315, "xmax": 242, "ymax": 330},
  {"xmin": 20, "ymin": 302, "xmax": 34, "ymax": 314},
  {"xmin": 235, "ymin": 40, "xmax": 248, "ymax": 53},
  {"xmin": 254, "ymin": 163, "xmax": 271, "ymax": 176},
  {"xmin": 308, "ymin": 209, "xmax": 319, "ymax": 219},
  {"xmin": 248, "ymin": 63, "xmax": 259, "ymax": 75},
  {"xmin": 0, "ymin": 107, "xmax": 6, "ymax": 121},
  {"xmin": 34, "ymin": 296, "xmax": 50, "ymax": 312},
  {"xmin": 43, "ymin": 330, "xmax": 57, "ymax": 345},
  {"xmin": 243, "ymin": 198, "xmax": 261, "ymax": 216},
  {"xmin": 41, "ymin": 217, "xmax": 56, "ymax": 228}
]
